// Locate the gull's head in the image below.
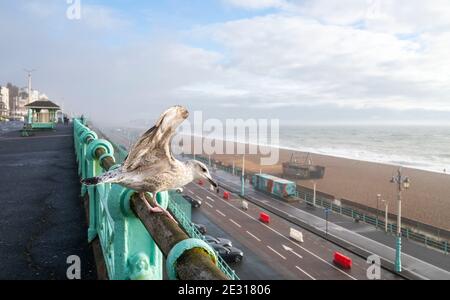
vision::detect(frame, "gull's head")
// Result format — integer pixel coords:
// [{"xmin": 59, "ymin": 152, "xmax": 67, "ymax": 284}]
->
[{"xmin": 188, "ymin": 160, "xmax": 218, "ymax": 188}]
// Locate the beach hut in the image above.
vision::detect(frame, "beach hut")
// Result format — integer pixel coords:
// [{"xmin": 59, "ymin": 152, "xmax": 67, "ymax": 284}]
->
[{"xmin": 25, "ymin": 100, "xmax": 61, "ymax": 129}]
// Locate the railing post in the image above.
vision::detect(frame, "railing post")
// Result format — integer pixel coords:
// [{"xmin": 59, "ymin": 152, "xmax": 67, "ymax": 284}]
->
[{"xmin": 85, "ymin": 138, "xmax": 114, "ymax": 242}]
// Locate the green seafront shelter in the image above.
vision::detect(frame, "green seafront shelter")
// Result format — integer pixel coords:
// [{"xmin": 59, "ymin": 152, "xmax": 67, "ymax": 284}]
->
[{"xmin": 25, "ymin": 100, "xmax": 61, "ymax": 129}]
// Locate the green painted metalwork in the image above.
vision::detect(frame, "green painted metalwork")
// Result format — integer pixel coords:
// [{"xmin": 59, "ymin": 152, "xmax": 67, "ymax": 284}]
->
[
  {"xmin": 167, "ymin": 192, "xmax": 240, "ymax": 280},
  {"xmin": 74, "ymin": 118, "xmax": 165, "ymax": 279},
  {"xmin": 73, "ymin": 118, "xmax": 238, "ymax": 279},
  {"xmin": 166, "ymin": 239, "xmax": 218, "ymax": 280}
]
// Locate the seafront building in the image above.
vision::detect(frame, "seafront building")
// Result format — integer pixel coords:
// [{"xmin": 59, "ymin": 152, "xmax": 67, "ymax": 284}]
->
[
  {"xmin": 0, "ymin": 81, "xmax": 51, "ymax": 121},
  {"xmin": 0, "ymin": 86, "xmax": 9, "ymax": 119}
]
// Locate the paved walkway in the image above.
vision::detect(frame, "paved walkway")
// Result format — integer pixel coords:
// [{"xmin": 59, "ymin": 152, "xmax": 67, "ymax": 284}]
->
[
  {"xmin": 211, "ymin": 168, "xmax": 450, "ymax": 280},
  {"xmin": 0, "ymin": 124, "xmax": 96, "ymax": 279}
]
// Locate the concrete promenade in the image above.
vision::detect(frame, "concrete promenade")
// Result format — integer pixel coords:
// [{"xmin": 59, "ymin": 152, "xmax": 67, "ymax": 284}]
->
[{"xmin": 0, "ymin": 124, "xmax": 96, "ymax": 279}]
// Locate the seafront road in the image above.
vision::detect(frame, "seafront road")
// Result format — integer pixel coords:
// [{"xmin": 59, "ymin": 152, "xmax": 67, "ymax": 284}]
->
[
  {"xmin": 185, "ymin": 182, "xmax": 402, "ymax": 280},
  {"xmin": 206, "ymin": 168, "xmax": 450, "ymax": 280}
]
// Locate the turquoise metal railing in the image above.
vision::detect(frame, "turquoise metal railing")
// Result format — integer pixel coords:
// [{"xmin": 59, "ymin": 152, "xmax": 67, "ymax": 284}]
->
[
  {"xmin": 295, "ymin": 188, "xmax": 449, "ymax": 254},
  {"xmin": 73, "ymin": 118, "xmax": 236, "ymax": 279},
  {"xmin": 167, "ymin": 191, "xmax": 240, "ymax": 280},
  {"xmin": 74, "ymin": 117, "xmax": 164, "ymax": 279},
  {"xmin": 192, "ymin": 154, "xmax": 449, "ymax": 254}
]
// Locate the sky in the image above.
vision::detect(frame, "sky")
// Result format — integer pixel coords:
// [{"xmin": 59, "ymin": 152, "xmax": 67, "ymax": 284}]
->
[{"xmin": 1, "ymin": 0, "xmax": 450, "ymax": 126}]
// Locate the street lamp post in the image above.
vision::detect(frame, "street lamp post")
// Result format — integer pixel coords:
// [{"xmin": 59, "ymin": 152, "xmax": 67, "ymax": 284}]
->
[
  {"xmin": 241, "ymin": 154, "xmax": 245, "ymax": 197},
  {"xmin": 325, "ymin": 208, "xmax": 330, "ymax": 236},
  {"xmin": 376, "ymin": 194, "xmax": 381, "ymax": 229},
  {"xmin": 313, "ymin": 181, "xmax": 317, "ymax": 207},
  {"xmin": 382, "ymin": 198, "xmax": 389, "ymax": 233},
  {"xmin": 390, "ymin": 167, "xmax": 410, "ymax": 273}
]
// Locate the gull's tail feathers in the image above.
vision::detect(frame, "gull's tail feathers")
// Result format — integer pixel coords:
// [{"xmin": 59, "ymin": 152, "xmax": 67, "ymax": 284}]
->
[{"xmin": 81, "ymin": 168, "xmax": 121, "ymax": 186}]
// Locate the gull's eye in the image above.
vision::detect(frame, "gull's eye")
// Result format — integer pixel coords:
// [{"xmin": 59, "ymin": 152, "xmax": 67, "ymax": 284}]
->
[{"xmin": 201, "ymin": 167, "xmax": 207, "ymax": 172}]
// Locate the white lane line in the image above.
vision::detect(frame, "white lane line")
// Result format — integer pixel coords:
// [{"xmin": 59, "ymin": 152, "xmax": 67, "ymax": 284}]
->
[
  {"xmin": 229, "ymin": 219, "xmax": 242, "ymax": 228},
  {"xmin": 282, "ymin": 245, "xmax": 303, "ymax": 259},
  {"xmin": 196, "ymin": 195, "xmax": 203, "ymax": 201},
  {"xmin": 206, "ymin": 196, "xmax": 215, "ymax": 202},
  {"xmin": 216, "ymin": 209, "xmax": 226, "ymax": 217},
  {"xmin": 205, "ymin": 202, "xmax": 213, "ymax": 208},
  {"xmin": 188, "ymin": 190, "xmax": 194, "ymax": 195},
  {"xmin": 267, "ymin": 246, "xmax": 286, "ymax": 260},
  {"xmin": 197, "ymin": 184, "xmax": 358, "ymax": 280},
  {"xmin": 295, "ymin": 266, "xmax": 316, "ymax": 280},
  {"xmin": 246, "ymin": 231, "xmax": 261, "ymax": 242},
  {"xmin": 294, "ymin": 244, "xmax": 357, "ymax": 280}
]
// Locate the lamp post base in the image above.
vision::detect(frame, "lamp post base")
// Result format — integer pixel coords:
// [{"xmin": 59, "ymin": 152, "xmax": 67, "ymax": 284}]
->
[{"xmin": 395, "ymin": 236, "xmax": 402, "ymax": 272}]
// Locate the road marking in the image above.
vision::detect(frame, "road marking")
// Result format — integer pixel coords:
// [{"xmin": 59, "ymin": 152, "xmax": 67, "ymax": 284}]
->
[
  {"xmin": 229, "ymin": 219, "xmax": 242, "ymax": 228},
  {"xmin": 216, "ymin": 209, "xmax": 226, "ymax": 217},
  {"xmin": 294, "ymin": 244, "xmax": 357, "ymax": 280},
  {"xmin": 217, "ymin": 180, "xmax": 440, "ymax": 279},
  {"xmin": 282, "ymin": 245, "xmax": 303, "ymax": 259},
  {"xmin": 246, "ymin": 231, "xmax": 261, "ymax": 242},
  {"xmin": 197, "ymin": 183, "xmax": 358, "ymax": 280},
  {"xmin": 267, "ymin": 246, "xmax": 286, "ymax": 260},
  {"xmin": 205, "ymin": 202, "xmax": 213, "ymax": 208},
  {"xmin": 188, "ymin": 190, "xmax": 194, "ymax": 195},
  {"xmin": 206, "ymin": 196, "xmax": 215, "ymax": 202},
  {"xmin": 195, "ymin": 195, "xmax": 203, "ymax": 201},
  {"xmin": 295, "ymin": 266, "xmax": 316, "ymax": 280}
]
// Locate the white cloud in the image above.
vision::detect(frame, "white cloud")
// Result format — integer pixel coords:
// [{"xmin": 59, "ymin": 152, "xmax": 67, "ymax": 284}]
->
[
  {"xmin": 223, "ymin": 0, "xmax": 290, "ymax": 10},
  {"xmin": 81, "ymin": 4, "xmax": 130, "ymax": 30},
  {"xmin": 2, "ymin": 0, "xmax": 450, "ymax": 124},
  {"xmin": 179, "ymin": 3, "xmax": 450, "ymax": 113}
]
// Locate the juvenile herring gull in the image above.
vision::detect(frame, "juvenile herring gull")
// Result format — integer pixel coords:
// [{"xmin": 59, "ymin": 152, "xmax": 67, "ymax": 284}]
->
[{"xmin": 81, "ymin": 105, "xmax": 217, "ymax": 220}]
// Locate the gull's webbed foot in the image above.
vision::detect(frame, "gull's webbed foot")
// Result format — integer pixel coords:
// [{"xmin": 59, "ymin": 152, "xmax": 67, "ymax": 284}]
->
[{"xmin": 139, "ymin": 192, "xmax": 178, "ymax": 224}]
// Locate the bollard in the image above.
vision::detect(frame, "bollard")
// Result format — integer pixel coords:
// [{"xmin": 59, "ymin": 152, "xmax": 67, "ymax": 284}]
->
[
  {"xmin": 259, "ymin": 212, "xmax": 270, "ymax": 224},
  {"xmin": 333, "ymin": 252, "xmax": 352, "ymax": 269}
]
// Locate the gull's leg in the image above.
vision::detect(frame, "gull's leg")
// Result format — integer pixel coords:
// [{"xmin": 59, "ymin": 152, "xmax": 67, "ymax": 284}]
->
[{"xmin": 139, "ymin": 192, "xmax": 178, "ymax": 224}]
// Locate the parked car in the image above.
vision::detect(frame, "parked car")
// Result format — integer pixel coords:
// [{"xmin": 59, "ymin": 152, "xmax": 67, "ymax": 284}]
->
[
  {"xmin": 193, "ymin": 223, "xmax": 207, "ymax": 234},
  {"xmin": 203, "ymin": 235, "xmax": 232, "ymax": 248},
  {"xmin": 183, "ymin": 195, "xmax": 202, "ymax": 208},
  {"xmin": 211, "ymin": 244, "xmax": 244, "ymax": 263}
]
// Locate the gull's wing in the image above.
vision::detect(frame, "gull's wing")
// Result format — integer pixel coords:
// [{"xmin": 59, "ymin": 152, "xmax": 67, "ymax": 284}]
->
[{"xmin": 123, "ymin": 105, "xmax": 189, "ymax": 172}]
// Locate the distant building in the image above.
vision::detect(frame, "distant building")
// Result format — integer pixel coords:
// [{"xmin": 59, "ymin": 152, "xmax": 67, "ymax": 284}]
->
[
  {"xmin": 6, "ymin": 83, "xmax": 19, "ymax": 119},
  {"xmin": 30, "ymin": 89, "xmax": 39, "ymax": 103},
  {"xmin": 0, "ymin": 86, "xmax": 9, "ymax": 119}
]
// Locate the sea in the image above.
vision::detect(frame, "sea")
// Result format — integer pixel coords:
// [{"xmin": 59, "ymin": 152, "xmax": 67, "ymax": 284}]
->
[
  {"xmin": 277, "ymin": 125, "xmax": 450, "ymax": 174},
  {"xmin": 104, "ymin": 124, "xmax": 450, "ymax": 175}
]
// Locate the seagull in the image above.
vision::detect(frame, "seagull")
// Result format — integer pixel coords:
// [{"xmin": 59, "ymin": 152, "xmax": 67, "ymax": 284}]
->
[{"xmin": 81, "ymin": 105, "xmax": 218, "ymax": 221}]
